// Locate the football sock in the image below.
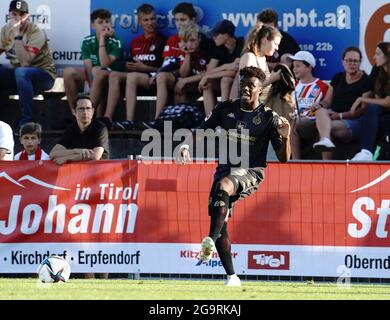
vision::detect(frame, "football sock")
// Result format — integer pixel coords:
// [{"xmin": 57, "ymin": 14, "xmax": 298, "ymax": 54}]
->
[
  {"xmin": 208, "ymin": 189, "xmax": 230, "ymax": 242},
  {"xmin": 215, "ymin": 222, "xmax": 235, "ymax": 276}
]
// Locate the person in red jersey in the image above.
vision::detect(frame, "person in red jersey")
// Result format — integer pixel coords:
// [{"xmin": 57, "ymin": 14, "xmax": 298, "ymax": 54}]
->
[
  {"xmin": 100, "ymin": 3, "xmax": 166, "ymax": 128},
  {"xmin": 174, "ymin": 22, "xmax": 215, "ymax": 106},
  {"xmin": 154, "ymin": 2, "xmax": 197, "ymax": 120}
]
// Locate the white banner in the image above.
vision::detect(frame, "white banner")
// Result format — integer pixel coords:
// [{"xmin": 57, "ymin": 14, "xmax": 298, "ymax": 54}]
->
[
  {"xmin": 359, "ymin": 0, "xmax": 390, "ymax": 74},
  {"xmin": 0, "ymin": 0, "xmax": 90, "ymax": 73},
  {"xmin": 1, "ymin": 243, "xmax": 390, "ymax": 278}
]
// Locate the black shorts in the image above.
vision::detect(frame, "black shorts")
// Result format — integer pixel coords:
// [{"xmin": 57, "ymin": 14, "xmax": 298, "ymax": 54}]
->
[{"xmin": 209, "ymin": 167, "xmax": 264, "ymax": 216}]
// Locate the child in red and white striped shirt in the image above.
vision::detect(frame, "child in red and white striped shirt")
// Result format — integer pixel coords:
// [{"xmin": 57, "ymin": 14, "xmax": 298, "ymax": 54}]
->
[{"xmin": 14, "ymin": 122, "xmax": 50, "ymax": 160}]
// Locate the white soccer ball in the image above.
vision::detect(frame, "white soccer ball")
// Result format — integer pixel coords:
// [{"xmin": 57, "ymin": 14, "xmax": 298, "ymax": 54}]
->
[{"xmin": 38, "ymin": 255, "xmax": 71, "ymax": 283}]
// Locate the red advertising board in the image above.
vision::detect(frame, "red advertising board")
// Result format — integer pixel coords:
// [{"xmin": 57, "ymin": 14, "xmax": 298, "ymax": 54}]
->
[
  {"xmin": 1, "ymin": 160, "xmax": 390, "ymax": 276},
  {"xmin": 1, "ymin": 161, "xmax": 390, "ymax": 247}
]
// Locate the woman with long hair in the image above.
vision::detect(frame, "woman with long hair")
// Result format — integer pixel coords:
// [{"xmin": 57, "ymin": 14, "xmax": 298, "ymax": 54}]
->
[
  {"xmin": 350, "ymin": 42, "xmax": 390, "ymax": 145},
  {"xmin": 230, "ymin": 23, "xmax": 282, "ymax": 100}
]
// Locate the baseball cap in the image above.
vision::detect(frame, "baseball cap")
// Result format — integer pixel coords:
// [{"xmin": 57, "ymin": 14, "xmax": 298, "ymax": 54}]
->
[
  {"xmin": 9, "ymin": 0, "xmax": 29, "ymax": 13},
  {"xmin": 212, "ymin": 20, "xmax": 235, "ymax": 37},
  {"xmin": 288, "ymin": 51, "xmax": 316, "ymax": 68}
]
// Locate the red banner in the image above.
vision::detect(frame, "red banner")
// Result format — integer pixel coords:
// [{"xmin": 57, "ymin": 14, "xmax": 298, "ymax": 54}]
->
[{"xmin": 1, "ymin": 161, "xmax": 390, "ymax": 247}]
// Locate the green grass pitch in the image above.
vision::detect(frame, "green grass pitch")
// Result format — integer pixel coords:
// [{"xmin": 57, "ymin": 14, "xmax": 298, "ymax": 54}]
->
[{"xmin": 1, "ymin": 278, "xmax": 390, "ymax": 300}]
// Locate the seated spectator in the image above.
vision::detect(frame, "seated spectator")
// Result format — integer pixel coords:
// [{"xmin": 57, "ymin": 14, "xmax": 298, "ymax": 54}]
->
[
  {"xmin": 310, "ymin": 47, "xmax": 375, "ymax": 161},
  {"xmin": 257, "ymin": 8, "xmax": 300, "ymax": 69},
  {"xmin": 101, "ymin": 3, "xmax": 166, "ymax": 127},
  {"xmin": 198, "ymin": 19, "xmax": 244, "ymax": 115},
  {"xmin": 174, "ymin": 22, "xmax": 214, "ymax": 106},
  {"xmin": 155, "ymin": 2, "xmax": 197, "ymax": 119},
  {"xmin": 0, "ymin": 121, "xmax": 14, "ymax": 160},
  {"xmin": 63, "ymin": 9, "xmax": 124, "ymax": 113},
  {"xmin": 287, "ymin": 51, "xmax": 328, "ymax": 159},
  {"xmin": 350, "ymin": 42, "xmax": 390, "ymax": 159},
  {"xmin": 50, "ymin": 94, "xmax": 109, "ymax": 279},
  {"xmin": 14, "ymin": 122, "xmax": 50, "ymax": 160},
  {"xmin": 50, "ymin": 94, "xmax": 109, "ymax": 165},
  {"xmin": 0, "ymin": 0, "xmax": 56, "ymax": 127}
]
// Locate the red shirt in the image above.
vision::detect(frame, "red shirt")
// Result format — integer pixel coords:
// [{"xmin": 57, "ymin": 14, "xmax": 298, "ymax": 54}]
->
[
  {"xmin": 163, "ymin": 34, "xmax": 184, "ymax": 59},
  {"xmin": 129, "ymin": 32, "xmax": 166, "ymax": 67},
  {"xmin": 180, "ymin": 36, "xmax": 214, "ymax": 75}
]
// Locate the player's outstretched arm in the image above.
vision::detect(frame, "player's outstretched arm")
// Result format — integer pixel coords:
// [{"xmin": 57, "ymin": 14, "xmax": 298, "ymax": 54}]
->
[{"xmin": 275, "ymin": 117, "xmax": 291, "ymax": 163}]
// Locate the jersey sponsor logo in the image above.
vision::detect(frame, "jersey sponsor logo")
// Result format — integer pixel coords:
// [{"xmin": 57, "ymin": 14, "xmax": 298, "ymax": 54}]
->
[{"xmin": 135, "ymin": 54, "xmax": 156, "ymax": 62}]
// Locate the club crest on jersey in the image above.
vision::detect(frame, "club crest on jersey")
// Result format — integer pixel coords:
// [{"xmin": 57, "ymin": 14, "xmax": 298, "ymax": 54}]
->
[{"xmin": 252, "ymin": 115, "xmax": 262, "ymax": 125}]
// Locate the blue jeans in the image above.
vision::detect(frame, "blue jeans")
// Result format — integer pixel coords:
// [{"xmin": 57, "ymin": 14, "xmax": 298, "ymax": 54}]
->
[
  {"xmin": 0, "ymin": 66, "xmax": 55, "ymax": 125},
  {"xmin": 342, "ymin": 103, "xmax": 380, "ymax": 153}
]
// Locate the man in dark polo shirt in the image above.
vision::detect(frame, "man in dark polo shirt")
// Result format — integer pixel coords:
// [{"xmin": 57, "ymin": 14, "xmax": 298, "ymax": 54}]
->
[{"xmin": 50, "ymin": 94, "xmax": 109, "ymax": 165}]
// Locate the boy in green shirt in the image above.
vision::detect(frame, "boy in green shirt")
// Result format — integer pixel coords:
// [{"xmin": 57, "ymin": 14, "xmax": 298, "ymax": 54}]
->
[{"xmin": 63, "ymin": 9, "xmax": 124, "ymax": 112}]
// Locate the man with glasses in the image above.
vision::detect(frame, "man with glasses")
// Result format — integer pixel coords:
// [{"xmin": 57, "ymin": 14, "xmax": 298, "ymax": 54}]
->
[{"xmin": 50, "ymin": 94, "xmax": 109, "ymax": 165}]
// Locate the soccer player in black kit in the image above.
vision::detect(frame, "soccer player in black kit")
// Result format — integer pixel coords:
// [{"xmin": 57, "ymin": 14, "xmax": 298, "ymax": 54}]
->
[{"xmin": 177, "ymin": 66, "xmax": 291, "ymax": 286}]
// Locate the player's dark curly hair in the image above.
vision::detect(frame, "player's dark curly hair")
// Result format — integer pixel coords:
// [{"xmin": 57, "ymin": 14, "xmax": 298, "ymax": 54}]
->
[{"xmin": 239, "ymin": 66, "xmax": 266, "ymax": 82}]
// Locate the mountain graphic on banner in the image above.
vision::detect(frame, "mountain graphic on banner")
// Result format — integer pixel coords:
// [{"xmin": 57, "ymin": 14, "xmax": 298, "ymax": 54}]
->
[{"xmin": 0, "ymin": 172, "xmax": 70, "ymax": 191}]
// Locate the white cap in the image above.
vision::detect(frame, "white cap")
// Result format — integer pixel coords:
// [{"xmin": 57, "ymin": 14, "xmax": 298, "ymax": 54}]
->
[{"xmin": 288, "ymin": 51, "xmax": 316, "ymax": 68}]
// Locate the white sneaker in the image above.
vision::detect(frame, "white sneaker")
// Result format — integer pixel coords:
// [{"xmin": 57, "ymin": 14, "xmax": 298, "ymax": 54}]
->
[
  {"xmin": 351, "ymin": 149, "xmax": 373, "ymax": 161},
  {"xmin": 200, "ymin": 236, "xmax": 215, "ymax": 262},
  {"xmin": 313, "ymin": 137, "xmax": 336, "ymax": 152},
  {"xmin": 225, "ymin": 274, "xmax": 241, "ymax": 287}
]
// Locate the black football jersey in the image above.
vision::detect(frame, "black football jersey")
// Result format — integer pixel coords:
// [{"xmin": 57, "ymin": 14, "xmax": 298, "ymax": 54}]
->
[{"xmin": 199, "ymin": 99, "xmax": 282, "ymax": 170}]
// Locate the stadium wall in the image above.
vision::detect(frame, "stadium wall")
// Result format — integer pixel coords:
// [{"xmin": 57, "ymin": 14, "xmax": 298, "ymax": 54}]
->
[
  {"xmin": 0, "ymin": 160, "xmax": 390, "ymax": 279},
  {"xmin": 0, "ymin": 1, "xmax": 389, "ymax": 79}
]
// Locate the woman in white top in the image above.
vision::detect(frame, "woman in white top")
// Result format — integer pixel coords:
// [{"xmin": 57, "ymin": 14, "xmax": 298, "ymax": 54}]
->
[{"xmin": 230, "ymin": 23, "xmax": 282, "ymax": 100}]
